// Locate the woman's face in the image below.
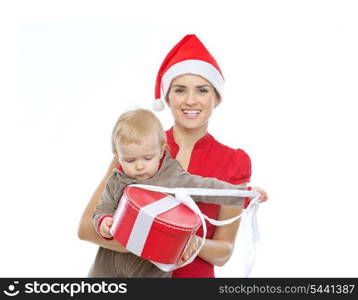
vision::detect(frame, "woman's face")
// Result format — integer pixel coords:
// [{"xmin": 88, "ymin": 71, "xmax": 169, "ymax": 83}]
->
[{"xmin": 166, "ymin": 74, "xmax": 219, "ymax": 131}]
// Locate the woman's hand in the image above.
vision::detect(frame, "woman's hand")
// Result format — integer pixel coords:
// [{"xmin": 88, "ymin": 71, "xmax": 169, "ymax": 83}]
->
[
  {"xmin": 177, "ymin": 234, "xmax": 203, "ymax": 266},
  {"xmin": 99, "ymin": 217, "xmax": 113, "ymax": 239},
  {"xmin": 252, "ymin": 186, "xmax": 268, "ymax": 203}
]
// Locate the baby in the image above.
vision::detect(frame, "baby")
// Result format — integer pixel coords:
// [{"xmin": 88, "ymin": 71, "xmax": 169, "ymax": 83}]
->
[{"xmin": 89, "ymin": 109, "xmax": 267, "ymax": 278}]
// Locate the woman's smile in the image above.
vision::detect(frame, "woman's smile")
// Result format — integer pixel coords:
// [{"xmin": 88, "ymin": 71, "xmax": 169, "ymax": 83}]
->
[{"xmin": 182, "ymin": 109, "xmax": 202, "ymax": 119}]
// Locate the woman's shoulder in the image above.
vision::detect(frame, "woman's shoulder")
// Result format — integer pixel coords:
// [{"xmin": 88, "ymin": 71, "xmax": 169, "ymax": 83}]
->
[
  {"xmin": 210, "ymin": 135, "xmax": 252, "ymax": 184},
  {"xmin": 210, "ymin": 135, "xmax": 251, "ymax": 160}
]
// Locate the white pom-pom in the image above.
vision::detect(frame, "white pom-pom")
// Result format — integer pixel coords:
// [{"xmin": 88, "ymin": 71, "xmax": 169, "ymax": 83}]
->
[{"xmin": 152, "ymin": 99, "xmax": 165, "ymax": 111}]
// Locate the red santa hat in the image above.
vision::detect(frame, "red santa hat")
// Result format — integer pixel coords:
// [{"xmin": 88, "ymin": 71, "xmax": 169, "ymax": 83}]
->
[{"xmin": 153, "ymin": 34, "xmax": 225, "ymax": 111}]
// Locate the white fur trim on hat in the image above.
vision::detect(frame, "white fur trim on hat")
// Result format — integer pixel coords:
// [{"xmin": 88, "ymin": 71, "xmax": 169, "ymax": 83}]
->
[
  {"xmin": 152, "ymin": 99, "xmax": 165, "ymax": 111},
  {"xmin": 161, "ymin": 59, "xmax": 224, "ymax": 99}
]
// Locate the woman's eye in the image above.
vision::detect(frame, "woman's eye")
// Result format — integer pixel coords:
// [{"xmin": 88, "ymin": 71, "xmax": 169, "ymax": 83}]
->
[
  {"xmin": 198, "ymin": 88, "xmax": 208, "ymax": 94},
  {"xmin": 174, "ymin": 88, "xmax": 184, "ymax": 94}
]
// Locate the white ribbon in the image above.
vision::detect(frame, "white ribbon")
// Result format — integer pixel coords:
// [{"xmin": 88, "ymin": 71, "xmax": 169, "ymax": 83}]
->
[
  {"xmin": 235, "ymin": 196, "xmax": 261, "ymax": 277},
  {"xmin": 128, "ymin": 184, "xmax": 261, "ymax": 276}
]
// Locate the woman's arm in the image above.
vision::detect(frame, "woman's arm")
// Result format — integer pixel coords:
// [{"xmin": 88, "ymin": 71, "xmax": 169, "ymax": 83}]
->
[
  {"xmin": 183, "ymin": 182, "xmax": 248, "ymax": 266},
  {"xmin": 77, "ymin": 157, "xmax": 129, "ymax": 253},
  {"xmin": 178, "ymin": 204, "xmax": 241, "ymax": 267},
  {"xmin": 197, "ymin": 205, "xmax": 241, "ymax": 266}
]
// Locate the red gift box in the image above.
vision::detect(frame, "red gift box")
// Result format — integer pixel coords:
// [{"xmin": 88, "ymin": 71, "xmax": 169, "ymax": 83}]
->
[{"xmin": 110, "ymin": 186, "xmax": 201, "ymax": 264}]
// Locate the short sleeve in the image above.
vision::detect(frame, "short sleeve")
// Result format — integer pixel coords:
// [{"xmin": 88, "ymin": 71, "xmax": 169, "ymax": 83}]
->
[{"xmin": 227, "ymin": 149, "xmax": 252, "ymax": 184}]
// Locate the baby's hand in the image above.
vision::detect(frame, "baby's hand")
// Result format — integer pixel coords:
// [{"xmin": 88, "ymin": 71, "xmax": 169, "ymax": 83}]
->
[
  {"xmin": 252, "ymin": 187, "xmax": 268, "ymax": 203},
  {"xmin": 100, "ymin": 217, "xmax": 113, "ymax": 238}
]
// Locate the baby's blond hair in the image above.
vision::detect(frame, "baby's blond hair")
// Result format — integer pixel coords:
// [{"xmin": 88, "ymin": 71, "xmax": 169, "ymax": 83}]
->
[{"xmin": 111, "ymin": 109, "xmax": 167, "ymax": 154}]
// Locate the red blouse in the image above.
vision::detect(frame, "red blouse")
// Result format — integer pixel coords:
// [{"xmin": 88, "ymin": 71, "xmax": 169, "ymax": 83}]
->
[{"xmin": 166, "ymin": 127, "xmax": 251, "ymax": 278}]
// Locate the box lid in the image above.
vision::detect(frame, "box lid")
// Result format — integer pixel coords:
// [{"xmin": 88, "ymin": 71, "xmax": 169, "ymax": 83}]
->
[{"xmin": 124, "ymin": 186, "xmax": 201, "ymax": 230}]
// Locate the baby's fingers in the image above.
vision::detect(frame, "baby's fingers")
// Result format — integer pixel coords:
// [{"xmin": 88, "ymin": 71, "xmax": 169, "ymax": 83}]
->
[{"xmin": 102, "ymin": 226, "xmax": 113, "ymax": 238}]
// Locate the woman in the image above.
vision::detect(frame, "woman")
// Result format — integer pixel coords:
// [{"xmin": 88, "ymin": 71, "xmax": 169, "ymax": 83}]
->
[{"xmin": 78, "ymin": 34, "xmax": 252, "ymax": 278}]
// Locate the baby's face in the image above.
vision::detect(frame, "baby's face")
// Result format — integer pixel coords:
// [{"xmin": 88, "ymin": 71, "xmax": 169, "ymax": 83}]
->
[{"xmin": 116, "ymin": 134, "xmax": 164, "ymax": 181}]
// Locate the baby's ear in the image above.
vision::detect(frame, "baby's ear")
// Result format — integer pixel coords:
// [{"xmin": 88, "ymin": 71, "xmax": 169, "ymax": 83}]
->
[
  {"xmin": 113, "ymin": 151, "xmax": 119, "ymax": 161},
  {"xmin": 161, "ymin": 143, "xmax": 168, "ymax": 154}
]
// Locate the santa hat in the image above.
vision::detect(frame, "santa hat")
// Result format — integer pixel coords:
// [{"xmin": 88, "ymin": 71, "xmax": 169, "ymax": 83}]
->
[{"xmin": 153, "ymin": 34, "xmax": 225, "ymax": 111}]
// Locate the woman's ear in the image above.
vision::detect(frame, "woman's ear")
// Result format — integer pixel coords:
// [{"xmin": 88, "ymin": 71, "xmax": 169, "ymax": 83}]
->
[
  {"xmin": 214, "ymin": 88, "xmax": 221, "ymax": 108},
  {"xmin": 214, "ymin": 100, "xmax": 219, "ymax": 108},
  {"xmin": 214, "ymin": 96, "xmax": 220, "ymax": 108}
]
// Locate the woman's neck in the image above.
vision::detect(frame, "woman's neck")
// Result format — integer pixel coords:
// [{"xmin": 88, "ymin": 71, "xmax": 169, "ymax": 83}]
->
[{"xmin": 173, "ymin": 123, "xmax": 208, "ymax": 149}]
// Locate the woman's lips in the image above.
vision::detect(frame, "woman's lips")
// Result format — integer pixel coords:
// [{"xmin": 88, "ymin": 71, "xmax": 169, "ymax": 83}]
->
[{"xmin": 182, "ymin": 109, "xmax": 201, "ymax": 120}]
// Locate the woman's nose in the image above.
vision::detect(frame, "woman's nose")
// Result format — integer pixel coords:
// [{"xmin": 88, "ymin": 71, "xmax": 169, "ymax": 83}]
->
[{"xmin": 184, "ymin": 90, "xmax": 197, "ymax": 105}]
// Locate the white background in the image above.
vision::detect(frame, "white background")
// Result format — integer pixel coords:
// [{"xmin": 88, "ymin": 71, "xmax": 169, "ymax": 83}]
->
[{"xmin": 1, "ymin": 0, "xmax": 357, "ymax": 277}]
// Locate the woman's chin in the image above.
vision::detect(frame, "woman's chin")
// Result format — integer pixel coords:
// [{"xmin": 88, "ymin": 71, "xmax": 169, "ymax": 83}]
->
[{"xmin": 177, "ymin": 118, "xmax": 208, "ymax": 131}]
